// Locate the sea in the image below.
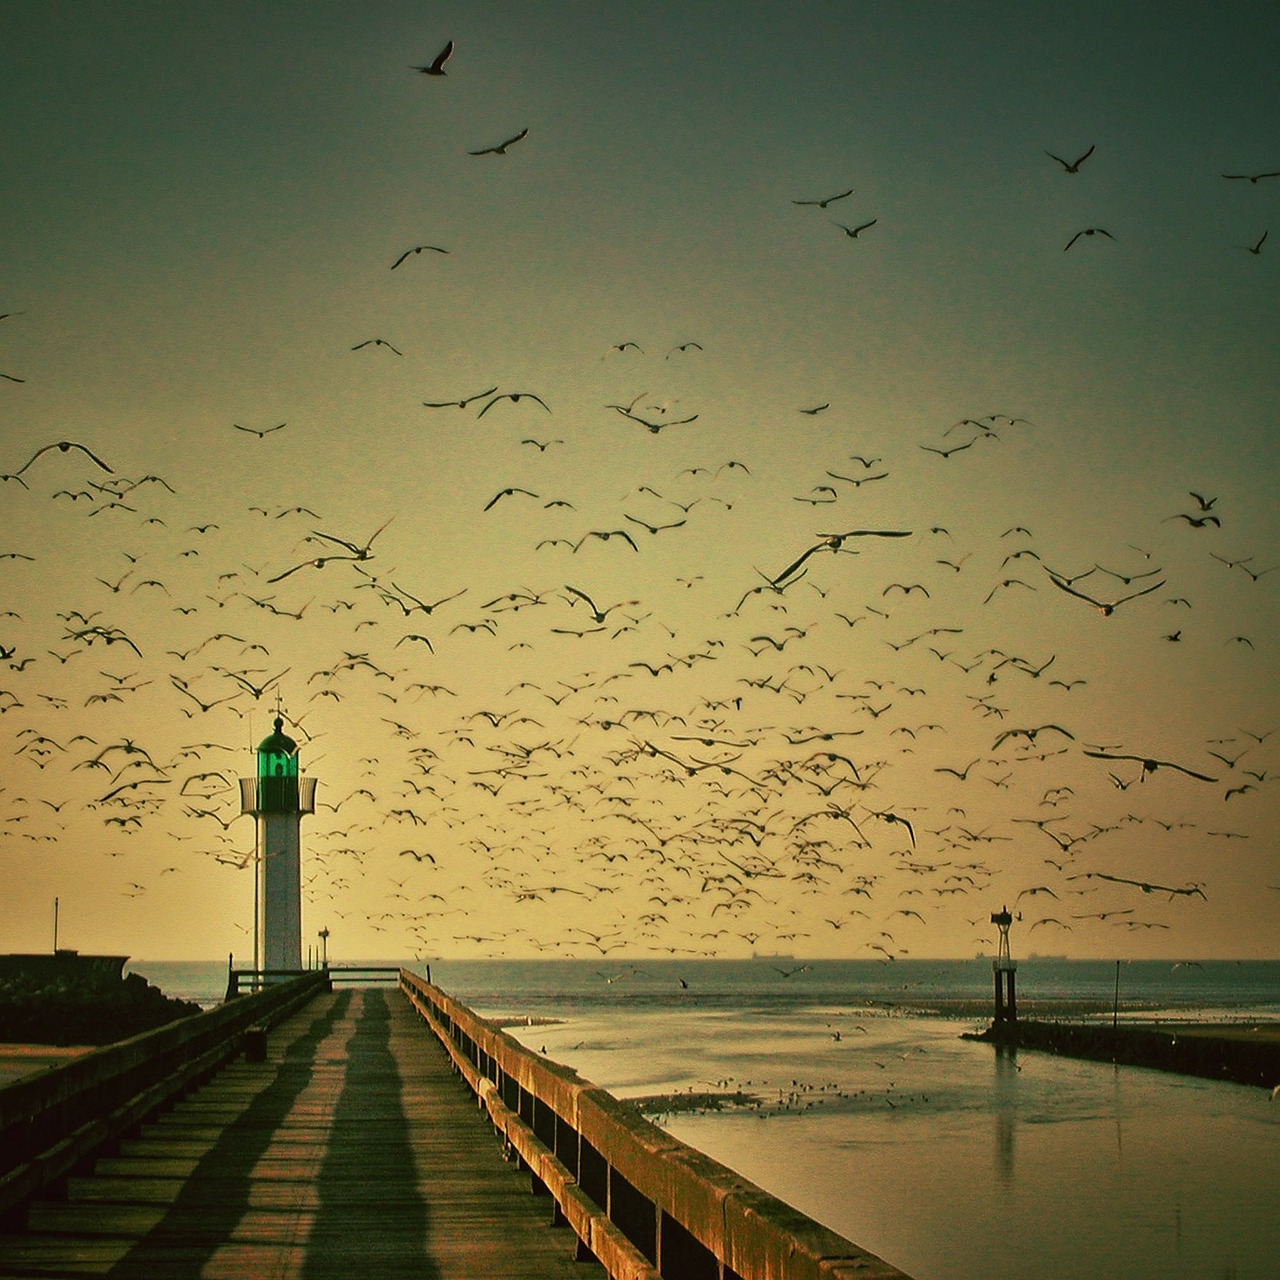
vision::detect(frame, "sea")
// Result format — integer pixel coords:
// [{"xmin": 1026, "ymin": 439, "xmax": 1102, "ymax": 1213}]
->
[{"xmin": 126, "ymin": 957, "xmax": 1280, "ymax": 1280}]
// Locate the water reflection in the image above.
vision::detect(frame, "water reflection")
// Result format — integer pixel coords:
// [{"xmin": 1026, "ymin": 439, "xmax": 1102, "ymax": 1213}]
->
[
  {"xmin": 991, "ymin": 1043, "xmax": 1019, "ymax": 1185},
  {"xmin": 516, "ymin": 1005, "xmax": 1280, "ymax": 1280}
]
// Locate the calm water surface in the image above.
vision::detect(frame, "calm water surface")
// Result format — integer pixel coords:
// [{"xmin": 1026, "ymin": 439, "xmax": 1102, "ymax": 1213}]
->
[{"xmin": 507, "ymin": 1004, "xmax": 1279, "ymax": 1280}]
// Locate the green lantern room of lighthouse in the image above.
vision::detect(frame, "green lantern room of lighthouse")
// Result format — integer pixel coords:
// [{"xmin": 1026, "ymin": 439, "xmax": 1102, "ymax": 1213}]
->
[{"xmin": 257, "ymin": 716, "xmax": 299, "ymax": 811}]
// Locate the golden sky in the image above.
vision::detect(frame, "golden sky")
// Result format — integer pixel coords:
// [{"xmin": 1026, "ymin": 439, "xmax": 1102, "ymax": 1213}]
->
[{"xmin": 2, "ymin": 2, "xmax": 1277, "ymax": 961}]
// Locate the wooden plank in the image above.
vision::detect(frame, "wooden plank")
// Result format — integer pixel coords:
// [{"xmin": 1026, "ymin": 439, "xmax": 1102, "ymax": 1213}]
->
[{"xmin": 0, "ymin": 989, "xmax": 604, "ymax": 1278}]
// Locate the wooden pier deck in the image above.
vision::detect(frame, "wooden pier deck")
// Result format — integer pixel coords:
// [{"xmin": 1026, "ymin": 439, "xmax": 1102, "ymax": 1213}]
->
[{"xmin": 0, "ymin": 987, "xmax": 604, "ymax": 1278}]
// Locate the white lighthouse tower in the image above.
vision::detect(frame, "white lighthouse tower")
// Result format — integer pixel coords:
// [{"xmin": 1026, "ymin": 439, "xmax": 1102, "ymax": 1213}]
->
[{"xmin": 239, "ymin": 716, "xmax": 316, "ymax": 974}]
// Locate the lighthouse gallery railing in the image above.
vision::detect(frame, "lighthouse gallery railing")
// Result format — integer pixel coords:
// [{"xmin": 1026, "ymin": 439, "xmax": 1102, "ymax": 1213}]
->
[{"xmin": 238, "ymin": 774, "xmax": 316, "ymax": 814}]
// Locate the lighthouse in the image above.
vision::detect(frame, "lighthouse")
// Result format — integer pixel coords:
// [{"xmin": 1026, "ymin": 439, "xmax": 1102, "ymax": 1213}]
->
[{"xmin": 239, "ymin": 716, "xmax": 316, "ymax": 973}]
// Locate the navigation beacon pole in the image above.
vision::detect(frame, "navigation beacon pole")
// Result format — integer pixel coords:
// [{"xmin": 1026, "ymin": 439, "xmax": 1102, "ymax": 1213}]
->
[
  {"xmin": 991, "ymin": 906, "xmax": 1017, "ymax": 1025},
  {"xmin": 239, "ymin": 715, "xmax": 316, "ymax": 978}
]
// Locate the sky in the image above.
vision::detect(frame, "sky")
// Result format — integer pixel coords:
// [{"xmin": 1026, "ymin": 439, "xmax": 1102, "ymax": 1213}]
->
[{"xmin": 1, "ymin": 1, "xmax": 1277, "ymax": 964}]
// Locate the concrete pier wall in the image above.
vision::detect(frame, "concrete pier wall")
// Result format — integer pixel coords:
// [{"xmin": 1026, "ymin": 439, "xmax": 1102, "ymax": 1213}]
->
[{"xmin": 969, "ymin": 1019, "xmax": 1280, "ymax": 1090}]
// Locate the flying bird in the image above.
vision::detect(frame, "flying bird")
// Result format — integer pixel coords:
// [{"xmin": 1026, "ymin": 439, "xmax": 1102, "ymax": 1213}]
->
[
  {"xmin": 1164, "ymin": 513, "xmax": 1220, "ymax": 528},
  {"xmin": 563, "ymin": 585, "xmax": 637, "ymax": 622},
  {"xmin": 483, "ymin": 487, "xmax": 539, "ymax": 512},
  {"xmin": 1045, "ymin": 572, "xmax": 1164, "ymax": 616},
  {"xmin": 423, "ymin": 386, "xmax": 498, "ymax": 409},
  {"xmin": 412, "ymin": 40, "xmax": 454, "ymax": 75},
  {"xmin": 792, "ymin": 188, "xmax": 854, "ymax": 208},
  {"xmin": 1082, "ymin": 749, "xmax": 1217, "ymax": 783},
  {"xmin": 391, "ymin": 245, "xmax": 449, "ymax": 269},
  {"xmin": 1069, "ymin": 871, "xmax": 1206, "ymax": 899},
  {"xmin": 468, "ymin": 127, "xmax": 529, "ymax": 156},
  {"xmin": 767, "ymin": 528, "xmax": 912, "ymax": 586},
  {"xmin": 1045, "ymin": 144, "xmax": 1095, "ymax": 173},
  {"xmin": 477, "ymin": 391, "xmax": 549, "ymax": 417},
  {"xmin": 919, "ymin": 439, "xmax": 976, "ymax": 458},
  {"xmin": 573, "ymin": 529, "xmax": 639, "ymax": 554},
  {"xmin": 233, "ymin": 422, "xmax": 286, "ymax": 438},
  {"xmin": 13, "ymin": 440, "xmax": 113, "ymax": 476},
  {"xmin": 833, "ymin": 219, "xmax": 877, "ymax": 238},
  {"xmin": 1064, "ymin": 228, "xmax": 1114, "ymax": 251}
]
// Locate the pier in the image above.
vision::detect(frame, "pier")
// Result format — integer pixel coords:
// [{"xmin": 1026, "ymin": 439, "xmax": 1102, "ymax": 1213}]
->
[
  {"xmin": 0, "ymin": 971, "xmax": 910, "ymax": 1279},
  {"xmin": 968, "ymin": 1017, "xmax": 1280, "ymax": 1090}
]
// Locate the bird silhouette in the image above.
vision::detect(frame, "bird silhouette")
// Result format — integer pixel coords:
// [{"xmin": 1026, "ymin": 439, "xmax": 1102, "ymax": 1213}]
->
[
  {"xmin": 1045, "ymin": 144, "xmax": 1095, "ymax": 173},
  {"xmin": 792, "ymin": 188, "xmax": 853, "ymax": 208},
  {"xmin": 833, "ymin": 219, "xmax": 877, "ymax": 239},
  {"xmin": 1082, "ymin": 749, "xmax": 1217, "ymax": 783},
  {"xmin": 478, "ymin": 392, "xmax": 549, "ymax": 417},
  {"xmin": 469, "ymin": 127, "xmax": 529, "ymax": 156},
  {"xmin": 1064, "ymin": 228, "xmax": 1114, "ymax": 251},
  {"xmin": 14, "ymin": 441, "xmax": 113, "ymax": 476},
  {"xmin": 483, "ymin": 487, "xmax": 539, "ymax": 512},
  {"xmin": 412, "ymin": 40, "xmax": 454, "ymax": 75},
  {"xmin": 1045, "ymin": 572, "xmax": 1164, "ymax": 616},
  {"xmin": 1164, "ymin": 513, "xmax": 1221, "ymax": 528},
  {"xmin": 422, "ymin": 386, "xmax": 498, "ymax": 409},
  {"xmin": 391, "ymin": 245, "xmax": 449, "ymax": 269}
]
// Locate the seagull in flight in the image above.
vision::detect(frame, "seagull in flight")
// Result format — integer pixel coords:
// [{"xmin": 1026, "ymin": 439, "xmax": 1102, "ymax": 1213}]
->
[
  {"xmin": 412, "ymin": 40, "xmax": 454, "ymax": 76},
  {"xmin": 768, "ymin": 528, "xmax": 912, "ymax": 587},
  {"xmin": 391, "ymin": 244, "xmax": 449, "ymax": 269},
  {"xmin": 792, "ymin": 188, "xmax": 853, "ymax": 208},
  {"xmin": 1064, "ymin": 228, "xmax": 1114, "ymax": 251},
  {"xmin": 477, "ymin": 391, "xmax": 549, "ymax": 417},
  {"xmin": 13, "ymin": 440, "xmax": 113, "ymax": 476},
  {"xmin": 483, "ymin": 487, "xmax": 539, "ymax": 512},
  {"xmin": 1045, "ymin": 572, "xmax": 1164, "ymax": 615},
  {"xmin": 1069, "ymin": 871, "xmax": 1206, "ymax": 899},
  {"xmin": 422, "ymin": 386, "xmax": 498, "ymax": 409},
  {"xmin": 1045, "ymin": 144, "xmax": 1095, "ymax": 173},
  {"xmin": 469, "ymin": 127, "xmax": 529, "ymax": 156},
  {"xmin": 1082, "ymin": 749, "xmax": 1217, "ymax": 784},
  {"xmin": 833, "ymin": 219, "xmax": 877, "ymax": 238}
]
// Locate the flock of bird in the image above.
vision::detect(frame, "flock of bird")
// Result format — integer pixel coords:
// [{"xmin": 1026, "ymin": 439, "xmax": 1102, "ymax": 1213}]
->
[{"xmin": 1, "ymin": 34, "xmax": 1277, "ymax": 968}]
